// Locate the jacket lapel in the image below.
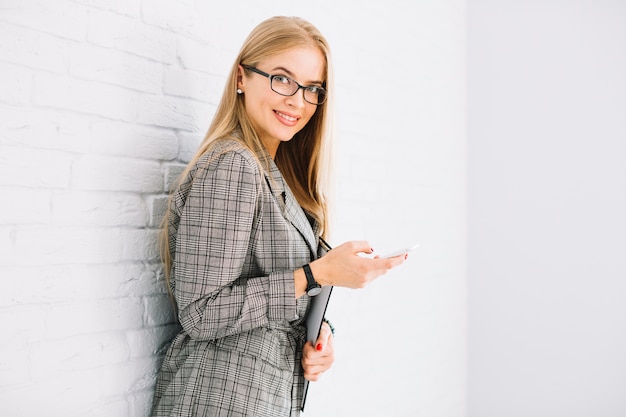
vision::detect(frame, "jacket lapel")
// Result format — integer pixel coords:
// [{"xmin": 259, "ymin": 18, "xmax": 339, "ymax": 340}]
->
[{"xmin": 262, "ymin": 153, "xmax": 317, "ymax": 259}]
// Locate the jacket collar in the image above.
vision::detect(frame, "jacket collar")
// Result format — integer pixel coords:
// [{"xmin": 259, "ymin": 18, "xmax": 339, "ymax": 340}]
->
[{"xmin": 260, "ymin": 149, "xmax": 318, "ymax": 260}]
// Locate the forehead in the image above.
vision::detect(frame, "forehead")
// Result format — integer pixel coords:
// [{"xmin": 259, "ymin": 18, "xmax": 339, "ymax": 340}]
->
[{"xmin": 260, "ymin": 46, "xmax": 326, "ymax": 83}]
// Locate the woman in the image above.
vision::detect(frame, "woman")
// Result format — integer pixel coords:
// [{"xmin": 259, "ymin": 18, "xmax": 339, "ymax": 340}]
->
[{"xmin": 151, "ymin": 16, "xmax": 406, "ymax": 417}]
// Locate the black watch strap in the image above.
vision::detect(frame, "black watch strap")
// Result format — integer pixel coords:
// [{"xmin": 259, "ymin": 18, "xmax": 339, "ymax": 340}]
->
[{"xmin": 303, "ymin": 264, "xmax": 322, "ymax": 296}]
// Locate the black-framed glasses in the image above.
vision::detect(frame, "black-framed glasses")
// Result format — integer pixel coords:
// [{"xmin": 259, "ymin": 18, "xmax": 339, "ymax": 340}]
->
[{"xmin": 242, "ymin": 64, "xmax": 327, "ymax": 105}]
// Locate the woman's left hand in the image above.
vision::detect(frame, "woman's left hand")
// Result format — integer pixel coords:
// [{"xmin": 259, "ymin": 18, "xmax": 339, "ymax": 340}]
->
[{"xmin": 302, "ymin": 321, "xmax": 335, "ymax": 381}]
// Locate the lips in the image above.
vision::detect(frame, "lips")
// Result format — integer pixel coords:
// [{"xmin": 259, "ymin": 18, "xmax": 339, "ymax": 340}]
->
[{"xmin": 274, "ymin": 110, "xmax": 300, "ymax": 126}]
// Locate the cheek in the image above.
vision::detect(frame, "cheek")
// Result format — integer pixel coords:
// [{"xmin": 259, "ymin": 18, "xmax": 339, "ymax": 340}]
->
[
  {"xmin": 246, "ymin": 93, "xmax": 272, "ymax": 119},
  {"xmin": 302, "ymin": 107, "xmax": 318, "ymax": 126}
]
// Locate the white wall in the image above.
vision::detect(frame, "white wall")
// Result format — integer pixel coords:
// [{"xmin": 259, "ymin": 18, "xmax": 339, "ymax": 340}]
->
[
  {"xmin": 468, "ymin": 1, "xmax": 626, "ymax": 416},
  {"xmin": 0, "ymin": 1, "xmax": 467, "ymax": 416}
]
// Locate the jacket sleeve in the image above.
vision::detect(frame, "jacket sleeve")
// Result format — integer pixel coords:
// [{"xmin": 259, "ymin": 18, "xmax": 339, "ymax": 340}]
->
[{"xmin": 172, "ymin": 149, "xmax": 297, "ymax": 341}]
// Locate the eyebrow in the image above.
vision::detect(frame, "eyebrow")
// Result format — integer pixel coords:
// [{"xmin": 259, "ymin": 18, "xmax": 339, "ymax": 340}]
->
[{"xmin": 271, "ymin": 66, "xmax": 324, "ymax": 85}]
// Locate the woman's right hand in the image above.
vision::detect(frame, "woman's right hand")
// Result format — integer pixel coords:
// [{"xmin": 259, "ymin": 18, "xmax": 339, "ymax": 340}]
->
[{"xmin": 309, "ymin": 241, "xmax": 407, "ymax": 289}]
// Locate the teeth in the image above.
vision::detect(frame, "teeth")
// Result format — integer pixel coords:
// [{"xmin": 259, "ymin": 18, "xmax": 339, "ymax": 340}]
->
[{"xmin": 276, "ymin": 111, "xmax": 297, "ymax": 122}]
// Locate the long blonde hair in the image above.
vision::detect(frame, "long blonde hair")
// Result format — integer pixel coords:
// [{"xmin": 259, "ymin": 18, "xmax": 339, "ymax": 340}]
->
[{"xmin": 160, "ymin": 16, "xmax": 335, "ymax": 283}]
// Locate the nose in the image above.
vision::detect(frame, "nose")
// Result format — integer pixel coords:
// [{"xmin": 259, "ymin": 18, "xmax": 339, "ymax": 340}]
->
[{"xmin": 285, "ymin": 87, "xmax": 306, "ymax": 108}]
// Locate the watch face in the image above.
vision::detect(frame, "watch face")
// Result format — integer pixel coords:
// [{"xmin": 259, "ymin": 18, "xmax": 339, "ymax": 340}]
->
[{"xmin": 307, "ymin": 286, "xmax": 322, "ymax": 296}]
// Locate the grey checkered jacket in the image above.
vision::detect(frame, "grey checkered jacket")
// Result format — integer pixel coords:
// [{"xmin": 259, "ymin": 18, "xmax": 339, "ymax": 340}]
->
[{"xmin": 151, "ymin": 139, "xmax": 323, "ymax": 416}]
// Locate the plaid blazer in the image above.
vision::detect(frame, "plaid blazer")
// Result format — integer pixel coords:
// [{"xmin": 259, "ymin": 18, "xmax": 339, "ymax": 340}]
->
[{"xmin": 151, "ymin": 139, "xmax": 323, "ymax": 417}]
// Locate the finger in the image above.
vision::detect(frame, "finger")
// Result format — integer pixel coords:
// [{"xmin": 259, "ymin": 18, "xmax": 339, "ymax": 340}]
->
[
  {"xmin": 389, "ymin": 252, "xmax": 409, "ymax": 265},
  {"xmin": 303, "ymin": 341, "xmax": 330, "ymax": 361},
  {"xmin": 303, "ymin": 343, "xmax": 332, "ymax": 365},
  {"xmin": 345, "ymin": 240, "xmax": 374, "ymax": 255},
  {"xmin": 302, "ymin": 341, "xmax": 317, "ymax": 360},
  {"xmin": 304, "ymin": 370, "xmax": 323, "ymax": 382},
  {"xmin": 304, "ymin": 364, "xmax": 330, "ymax": 378},
  {"xmin": 373, "ymin": 254, "xmax": 406, "ymax": 269},
  {"xmin": 314, "ymin": 322, "xmax": 333, "ymax": 352},
  {"xmin": 303, "ymin": 359, "xmax": 332, "ymax": 380},
  {"xmin": 304, "ymin": 361, "xmax": 331, "ymax": 374}
]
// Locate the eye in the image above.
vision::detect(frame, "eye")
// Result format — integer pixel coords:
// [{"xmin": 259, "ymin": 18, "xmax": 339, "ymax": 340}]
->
[
  {"xmin": 273, "ymin": 75, "xmax": 291, "ymax": 85},
  {"xmin": 305, "ymin": 86, "xmax": 322, "ymax": 94}
]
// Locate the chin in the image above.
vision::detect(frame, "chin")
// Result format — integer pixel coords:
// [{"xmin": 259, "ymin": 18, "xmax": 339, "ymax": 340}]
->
[{"xmin": 275, "ymin": 130, "xmax": 299, "ymax": 143}]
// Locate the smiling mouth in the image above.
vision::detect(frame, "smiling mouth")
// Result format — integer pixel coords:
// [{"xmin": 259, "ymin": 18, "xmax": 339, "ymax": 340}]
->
[{"xmin": 275, "ymin": 110, "xmax": 299, "ymax": 123}]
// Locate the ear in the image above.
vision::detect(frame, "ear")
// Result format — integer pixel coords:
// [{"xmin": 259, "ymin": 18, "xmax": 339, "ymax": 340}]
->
[{"xmin": 237, "ymin": 65, "xmax": 246, "ymax": 92}]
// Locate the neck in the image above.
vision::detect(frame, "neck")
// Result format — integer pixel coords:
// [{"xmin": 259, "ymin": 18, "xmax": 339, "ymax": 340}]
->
[{"xmin": 262, "ymin": 139, "xmax": 279, "ymax": 160}]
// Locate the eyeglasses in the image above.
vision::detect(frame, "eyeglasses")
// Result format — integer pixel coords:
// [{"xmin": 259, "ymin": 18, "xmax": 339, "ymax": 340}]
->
[{"xmin": 241, "ymin": 64, "xmax": 327, "ymax": 105}]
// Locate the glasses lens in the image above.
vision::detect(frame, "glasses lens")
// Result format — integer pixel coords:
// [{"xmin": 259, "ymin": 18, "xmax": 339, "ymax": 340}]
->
[
  {"xmin": 270, "ymin": 75, "xmax": 327, "ymax": 105},
  {"xmin": 305, "ymin": 88, "xmax": 326, "ymax": 105},
  {"xmin": 271, "ymin": 76, "xmax": 298, "ymax": 96}
]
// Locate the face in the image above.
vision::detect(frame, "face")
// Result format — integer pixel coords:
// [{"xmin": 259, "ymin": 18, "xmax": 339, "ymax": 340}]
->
[{"xmin": 238, "ymin": 46, "xmax": 326, "ymax": 157}]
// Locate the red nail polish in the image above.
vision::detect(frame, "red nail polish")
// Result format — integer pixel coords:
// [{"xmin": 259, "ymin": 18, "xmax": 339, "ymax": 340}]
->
[
  {"xmin": 405, "ymin": 253, "xmax": 409, "ymax": 260},
  {"xmin": 316, "ymin": 343, "xmax": 323, "ymax": 351}
]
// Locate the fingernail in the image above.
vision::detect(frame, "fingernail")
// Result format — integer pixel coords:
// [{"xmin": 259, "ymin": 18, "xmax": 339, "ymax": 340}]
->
[
  {"xmin": 316, "ymin": 343, "xmax": 323, "ymax": 351},
  {"xmin": 370, "ymin": 248, "xmax": 375, "ymax": 253},
  {"xmin": 405, "ymin": 253, "xmax": 409, "ymax": 260}
]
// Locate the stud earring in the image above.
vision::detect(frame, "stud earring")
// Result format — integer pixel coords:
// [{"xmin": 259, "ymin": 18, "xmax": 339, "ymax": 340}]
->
[{"xmin": 237, "ymin": 89, "xmax": 243, "ymax": 95}]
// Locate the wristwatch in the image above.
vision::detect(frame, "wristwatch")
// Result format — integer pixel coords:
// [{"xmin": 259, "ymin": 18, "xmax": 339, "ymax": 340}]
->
[{"xmin": 303, "ymin": 264, "xmax": 322, "ymax": 296}]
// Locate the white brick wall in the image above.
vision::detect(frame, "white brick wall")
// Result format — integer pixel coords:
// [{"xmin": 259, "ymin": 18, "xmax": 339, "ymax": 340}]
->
[{"xmin": 0, "ymin": 1, "xmax": 466, "ymax": 416}]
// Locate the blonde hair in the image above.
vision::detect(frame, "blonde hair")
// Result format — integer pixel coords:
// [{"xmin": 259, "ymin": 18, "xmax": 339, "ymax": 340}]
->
[{"xmin": 160, "ymin": 16, "xmax": 335, "ymax": 283}]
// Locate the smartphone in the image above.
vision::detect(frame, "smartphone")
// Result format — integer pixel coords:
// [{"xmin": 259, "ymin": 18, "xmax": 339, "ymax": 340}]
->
[{"xmin": 381, "ymin": 243, "xmax": 420, "ymax": 258}]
